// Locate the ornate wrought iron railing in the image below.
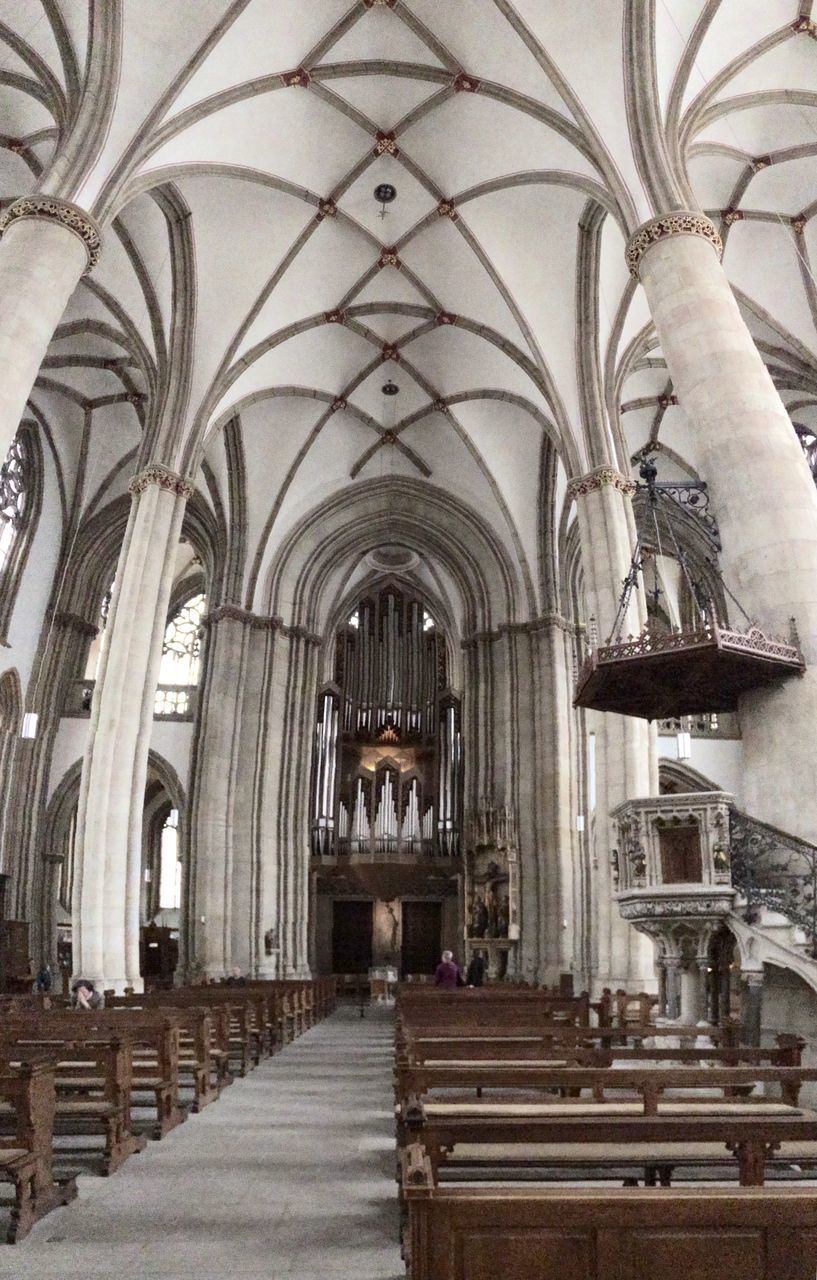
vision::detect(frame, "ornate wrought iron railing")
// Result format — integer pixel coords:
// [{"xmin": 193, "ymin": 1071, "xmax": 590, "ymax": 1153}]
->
[
  {"xmin": 652, "ymin": 480, "xmax": 720, "ymax": 548},
  {"xmin": 730, "ymin": 807, "xmax": 817, "ymax": 957}
]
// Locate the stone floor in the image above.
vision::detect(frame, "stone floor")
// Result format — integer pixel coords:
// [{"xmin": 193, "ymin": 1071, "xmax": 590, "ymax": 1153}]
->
[{"xmin": 0, "ymin": 1005, "xmax": 403, "ymax": 1280}]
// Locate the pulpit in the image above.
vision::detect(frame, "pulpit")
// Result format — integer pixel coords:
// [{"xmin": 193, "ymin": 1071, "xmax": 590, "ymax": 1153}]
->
[{"xmin": 612, "ymin": 792, "xmax": 736, "ymax": 1021}]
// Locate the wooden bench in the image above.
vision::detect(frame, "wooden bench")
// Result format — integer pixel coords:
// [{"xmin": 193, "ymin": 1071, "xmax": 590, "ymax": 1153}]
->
[
  {"xmin": 402, "ymin": 1097, "xmax": 817, "ymax": 1186},
  {"xmin": 0, "ymin": 1061, "xmax": 77, "ymax": 1244},
  {"xmin": 0, "ymin": 1033, "xmax": 146, "ymax": 1176},
  {"xmin": 109, "ymin": 993, "xmax": 235, "ymax": 1091},
  {"xmin": 401, "ymin": 1143, "xmax": 817, "ymax": 1279},
  {"xmin": 396, "ymin": 1062, "xmax": 817, "ymax": 1109},
  {"xmin": 1, "ymin": 1010, "xmax": 185, "ymax": 1139}
]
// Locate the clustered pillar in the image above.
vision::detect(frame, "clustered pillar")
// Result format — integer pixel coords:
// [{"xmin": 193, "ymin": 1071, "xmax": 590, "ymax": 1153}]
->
[
  {"xmin": 0, "ymin": 198, "xmax": 100, "ymax": 463},
  {"xmin": 73, "ymin": 465, "xmax": 192, "ymax": 991},
  {"xmin": 569, "ymin": 467, "xmax": 655, "ymax": 991},
  {"xmin": 627, "ymin": 211, "xmax": 817, "ymax": 844}
]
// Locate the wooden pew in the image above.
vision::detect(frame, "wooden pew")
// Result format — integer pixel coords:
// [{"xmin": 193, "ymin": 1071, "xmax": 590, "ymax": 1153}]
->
[
  {"xmin": 0, "ymin": 1061, "xmax": 77, "ymax": 1244},
  {"xmin": 401, "ymin": 1096, "xmax": 817, "ymax": 1186},
  {"xmin": 1, "ymin": 1010, "xmax": 184, "ymax": 1139},
  {"xmin": 109, "ymin": 992, "xmax": 237, "ymax": 1088},
  {"xmin": 401, "ymin": 1142, "xmax": 817, "ymax": 1280},
  {"xmin": 0, "ymin": 1034, "xmax": 146, "ymax": 1175},
  {"xmin": 395, "ymin": 1062, "xmax": 817, "ymax": 1110}
]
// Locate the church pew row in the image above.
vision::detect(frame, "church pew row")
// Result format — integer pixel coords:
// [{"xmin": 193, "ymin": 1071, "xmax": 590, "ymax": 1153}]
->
[
  {"xmin": 401, "ymin": 1095, "xmax": 817, "ymax": 1185},
  {"xmin": 0, "ymin": 1011, "xmax": 187, "ymax": 1138},
  {"xmin": 0, "ymin": 976, "xmax": 334, "ymax": 1243},
  {"xmin": 395, "ymin": 1062, "xmax": 817, "ymax": 1113},
  {"xmin": 0, "ymin": 1062, "xmax": 77, "ymax": 1244},
  {"xmin": 394, "ymin": 994, "xmax": 817, "ymax": 1273},
  {"xmin": 400, "ymin": 1143, "xmax": 817, "ymax": 1280},
  {"xmin": 0, "ymin": 1033, "xmax": 146, "ymax": 1176},
  {"xmin": 395, "ymin": 1023, "xmax": 741, "ymax": 1074},
  {"xmin": 397, "ymin": 1032, "xmax": 802, "ymax": 1068}
]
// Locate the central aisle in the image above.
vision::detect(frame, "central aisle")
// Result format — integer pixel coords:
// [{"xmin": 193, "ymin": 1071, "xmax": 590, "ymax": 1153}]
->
[{"xmin": 0, "ymin": 1005, "xmax": 403, "ymax": 1280}]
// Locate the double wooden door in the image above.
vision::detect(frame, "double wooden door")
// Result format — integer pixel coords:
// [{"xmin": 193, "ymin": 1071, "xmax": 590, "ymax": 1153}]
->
[{"xmin": 400, "ymin": 900, "xmax": 442, "ymax": 978}]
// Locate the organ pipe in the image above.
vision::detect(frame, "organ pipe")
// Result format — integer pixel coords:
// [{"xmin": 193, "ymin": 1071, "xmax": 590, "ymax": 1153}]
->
[{"xmin": 310, "ymin": 586, "xmax": 461, "ymax": 859}]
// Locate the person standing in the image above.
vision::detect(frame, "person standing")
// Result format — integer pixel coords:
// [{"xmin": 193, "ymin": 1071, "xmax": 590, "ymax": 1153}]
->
[
  {"xmin": 35, "ymin": 963, "xmax": 53, "ymax": 993},
  {"xmin": 465, "ymin": 951, "xmax": 486, "ymax": 988},
  {"xmin": 433, "ymin": 950, "xmax": 463, "ymax": 989}
]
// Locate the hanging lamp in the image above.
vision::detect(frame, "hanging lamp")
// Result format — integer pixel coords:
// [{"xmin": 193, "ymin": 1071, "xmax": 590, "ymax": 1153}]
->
[{"xmin": 573, "ymin": 454, "xmax": 805, "ymax": 720}]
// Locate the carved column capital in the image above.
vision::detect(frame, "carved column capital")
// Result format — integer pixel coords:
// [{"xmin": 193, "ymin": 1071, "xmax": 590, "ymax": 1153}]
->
[
  {"xmin": 567, "ymin": 466, "xmax": 636, "ymax": 500},
  {"xmin": 128, "ymin": 464, "xmax": 194, "ymax": 500},
  {"xmin": 626, "ymin": 210, "xmax": 723, "ymax": 279},
  {"xmin": 0, "ymin": 196, "xmax": 102, "ymax": 272}
]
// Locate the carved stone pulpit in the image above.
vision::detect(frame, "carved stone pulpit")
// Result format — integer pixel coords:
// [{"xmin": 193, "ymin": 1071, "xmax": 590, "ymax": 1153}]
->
[{"xmin": 612, "ymin": 792, "xmax": 736, "ymax": 1021}]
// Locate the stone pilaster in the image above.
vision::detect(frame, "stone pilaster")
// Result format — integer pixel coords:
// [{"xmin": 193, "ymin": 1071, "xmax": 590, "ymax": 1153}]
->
[
  {"xmin": 0, "ymin": 197, "xmax": 101, "ymax": 463},
  {"xmin": 628, "ymin": 210, "xmax": 817, "ymax": 845},
  {"xmin": 253, "ymin": 620, "xmax": 321, "ymax": 979},
  {"xmin": 569, "ymin": 466, "xmax": 655, "ymax": 992},
  {"xmin": 189, "ymin": 606, "xmax": 251, "ymax": 979},
  {"xmin": 741, "ymin": 970, "xmax": 764, "ymax": 1047},
  {"xmin": 73, "ymin": 464, "xmax": 192, "ymax": 991},
  {"xmin": 461, "ymin": 613, "xmax": 583, "ymax": 986}
]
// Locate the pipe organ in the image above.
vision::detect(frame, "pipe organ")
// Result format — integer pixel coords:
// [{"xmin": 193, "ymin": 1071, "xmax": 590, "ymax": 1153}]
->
[{"xmin": 310, "ymin": 586, "xmax": 462, "ymax": 862}]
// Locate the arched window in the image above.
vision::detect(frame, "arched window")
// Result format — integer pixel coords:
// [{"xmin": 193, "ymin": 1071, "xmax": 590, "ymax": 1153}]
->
[
  {"xmin": 158, "ymin": 808, "xmax": 181, "ymax": 911},
  {"xmin": 154, "ymin": 592, "xmax": 206, "ymax": 717},
  {"xmin": 0, "ymin": 427, "xmax": 42, "ymax": 640},
  {"xmin": 80, "ymin": 585, "xmax": 206, "ymax": 719}
]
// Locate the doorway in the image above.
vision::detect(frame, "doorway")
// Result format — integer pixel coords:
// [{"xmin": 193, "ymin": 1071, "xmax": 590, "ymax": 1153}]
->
[
  {"xmin": 401, "ymin": 900, "xmax": 442, "ymax": 978},
  {"xmin": 332, "ymin": 899, "xmax": 373, "ymax": 974}
]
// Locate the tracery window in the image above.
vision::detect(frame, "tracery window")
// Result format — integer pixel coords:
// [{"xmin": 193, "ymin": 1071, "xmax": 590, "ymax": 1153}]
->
[
  {"xmin": 0, "ymin": 437, "xmax": 28, "ymax": 575},
  {"xmin": 795, "ymin": 423, "xmax": 817, "ymax": 484},
  {"xmin": 158, "ymin": 808, "xmax": 181, "ymax": 911},
  {"xmin": 154, "ymin": 592, "xmax": 206, "ymax": 717},
  {"xmin": 0, "ymin": 428, "xmax": 41, "ymax": 639},
  {"xmin": 82, "ymin": 586, "xmax": 206, "ymax": 718}
]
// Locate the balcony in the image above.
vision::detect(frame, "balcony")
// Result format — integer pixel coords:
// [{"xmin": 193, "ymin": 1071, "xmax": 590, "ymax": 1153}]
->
[{"xmin": 64, "ymin": 678, "xmax": 198, "ymax": 722}]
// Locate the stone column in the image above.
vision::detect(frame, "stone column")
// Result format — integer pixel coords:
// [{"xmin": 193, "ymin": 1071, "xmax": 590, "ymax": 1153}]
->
[
  {"xmin": 663, "ymin": 955, "xmax": 682, "ymax": 1020},
  {"xmin": 514, "ymin": 618, "xmax": 579, "ymax": 986},
  {"xmin": 73, "ymin": 465, "xmax": 191, "ymax": 991},
  {"xmin": 628, "ymin": 212, "xmax": 817, "ymax": 843},
  {"xmin": 255, "ymin": 624, "xmax": 318, "ymax": 979},
  {"xmin": 570, "ymin": 467, "xmax": 655, "ymax": 992},
  {"xmin": 0, "ymin": 198, "xmax": 101, "ymax": 461},
  {"xmin": 189, "ymin": 606, "xmax": 250, "ymax": 979},
  {"xmin": 741, "ymin": 970, "xmax": 764, "ymax": 1047}
]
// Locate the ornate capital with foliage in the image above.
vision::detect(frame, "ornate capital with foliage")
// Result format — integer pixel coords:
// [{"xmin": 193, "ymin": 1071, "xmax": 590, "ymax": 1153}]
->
[
  {"xmin": 128, "ymin": 464, "xmax": 194, "ymax": 500},
  {"xmin": 626, "ymin": 211, "xmax": 723, "ymax": 278},
  {"xmin": 567, "ymin": 466, "xmax": 636, "ymax": 499},
  {"xmin": 0, "ymin": 196, "xmax": 102, "ymax": 272}
]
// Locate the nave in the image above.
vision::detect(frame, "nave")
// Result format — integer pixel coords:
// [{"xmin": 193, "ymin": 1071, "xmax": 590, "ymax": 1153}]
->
[{"xmin": 0, "ymin": 1007, "xmax": 402, "ymax": 1280}]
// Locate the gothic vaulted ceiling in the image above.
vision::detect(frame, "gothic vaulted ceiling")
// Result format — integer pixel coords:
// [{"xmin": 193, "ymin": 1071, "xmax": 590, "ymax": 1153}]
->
[{"xmin": 1, "ymin": 0, "xmax": 816, "ymax": 624}]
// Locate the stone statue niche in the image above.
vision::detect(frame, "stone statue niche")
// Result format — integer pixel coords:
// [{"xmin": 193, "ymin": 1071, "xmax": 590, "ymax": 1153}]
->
[{"xmin": 464, "ymin": 797, "xmax": 520, "ymax": 980}]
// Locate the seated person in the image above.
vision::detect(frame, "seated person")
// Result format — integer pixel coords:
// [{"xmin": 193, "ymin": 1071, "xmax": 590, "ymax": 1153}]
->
[{"xmin": 72, "ymin": 979, "xmax": 103, "ymax": 1009}]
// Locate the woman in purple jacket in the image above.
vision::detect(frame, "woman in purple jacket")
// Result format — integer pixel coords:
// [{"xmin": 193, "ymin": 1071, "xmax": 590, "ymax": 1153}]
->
[{"xmin": 433, "ymin": 950, "xmax": 463, "ymax": 988}]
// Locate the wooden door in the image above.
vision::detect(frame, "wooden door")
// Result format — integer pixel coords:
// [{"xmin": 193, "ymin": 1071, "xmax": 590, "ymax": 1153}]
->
[
  {"xmin": 332, "ymin": 899, "xmax": 373, "ymax": 974},
  {"xmin": 0, "ymin": 919, "xmax": 30, "ymax": 993},
  {"xmin": 401, "ymin": 900, "xmax": 442, "ymax": 978}
]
